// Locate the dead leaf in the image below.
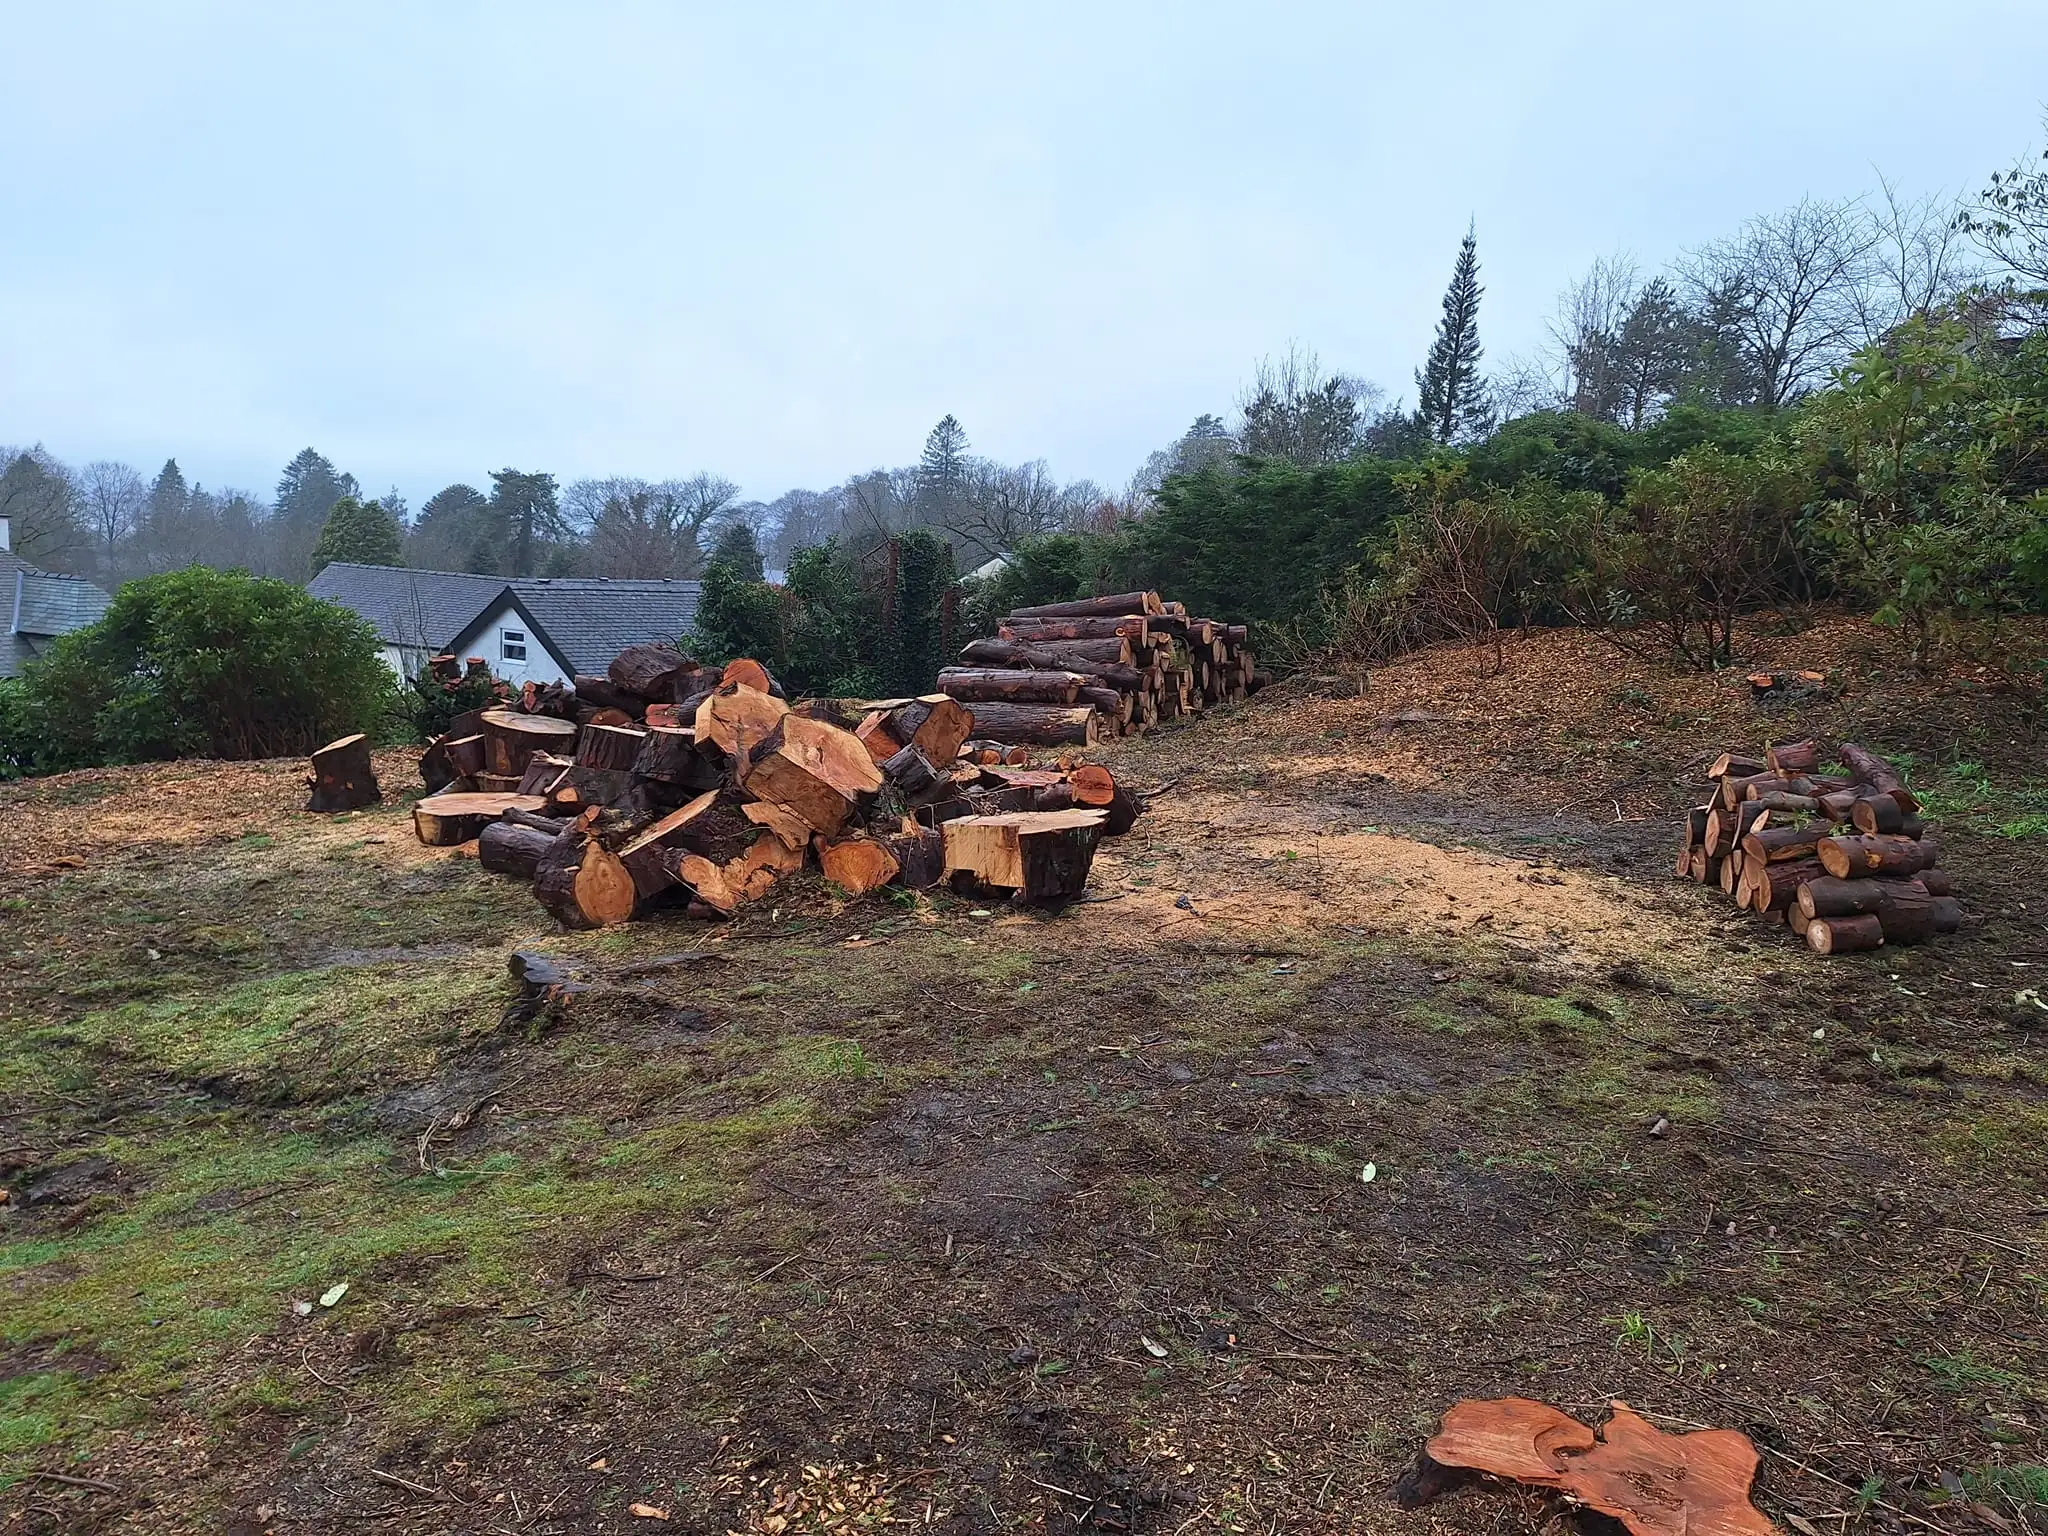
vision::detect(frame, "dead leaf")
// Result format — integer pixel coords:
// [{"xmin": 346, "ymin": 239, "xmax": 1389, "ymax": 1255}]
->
[{"xmin": 628, "ymin": 1503, "xmax": 669, "ymax": 1520}]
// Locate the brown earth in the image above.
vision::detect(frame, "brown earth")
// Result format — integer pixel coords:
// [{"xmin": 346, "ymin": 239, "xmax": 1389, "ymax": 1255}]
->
[{"xmin": 3, "ymin": 615, "xmax": 2046, "ymax": 1536}]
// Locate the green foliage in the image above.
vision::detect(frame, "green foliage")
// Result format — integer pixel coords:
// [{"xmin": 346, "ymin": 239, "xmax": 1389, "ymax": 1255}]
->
[
  {"xmin": 1416, "ymin": 226, "xmax": 1493, "ymax": 444},
  {"xmin": 309, "ymin": 496, "xmax": 404, "ymax": 574},
  {"xmin": 692, "ymin": 558, "xmax": 788, "ymax": 675},
  {"xmin": 0, "ymin": 569, "xmax": 395, "ymax": 773},
  {"xmin": 885, "ymin": 527, "xmax": 957, "ymax": 696},
  {"xmin": 784, "ymin": 542, "xmax": 883, "ymax": 697},
  {"xmin": 406, "ymin": 659, "xmax": 504, "ymax": 742},
  {"xmin": 1797, "ymin": 315, "xmax": 2048, "ymax": 664},
  {"xmin": 708, "ymin": 521, "xmax": 765, "ymax": 582},
  {"xmin": 488, "ymin": 468, "xmax": 563, "ymax": 578}
]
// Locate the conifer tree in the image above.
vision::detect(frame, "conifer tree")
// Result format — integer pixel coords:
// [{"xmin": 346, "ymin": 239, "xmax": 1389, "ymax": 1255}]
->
[
  {"xmin": 1416, "ymin": 225, "xmax": 1494, "ymax": 444},
  {"xmin": 309, "ymin": 496, "xmax": 404, "ymax": 574},
  {"xmin": 917, "ymin": 415, "xmax": 971, "ymax": 520}
]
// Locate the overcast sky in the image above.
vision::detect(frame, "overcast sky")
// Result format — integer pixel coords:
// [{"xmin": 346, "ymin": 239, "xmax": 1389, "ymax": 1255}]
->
[{"xmin": 2, "ymin": 2, "xmax": 2043, "ymax": 510}]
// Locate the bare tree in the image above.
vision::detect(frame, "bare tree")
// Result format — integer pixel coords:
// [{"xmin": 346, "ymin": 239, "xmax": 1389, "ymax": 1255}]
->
[
  {"xmin": 1546, "ymin": 253, "xmax": 1640, "ymax": 419},
  {"xmin": 566, "ymin": 473, "xmax": 739, "ymax": 578},
  {"xmin": 945, "ymin": 460, "xmax": 1097, "ymax": 560},
  {"xmin": 78, "ymin": 460, "xmax": 147, "ymax": 580},
  {"xmin": 1676, "ymin": 196, "xmax": 1881, "ymax": 406},
  {"xmin": 0, "ymin": 445, "xmax": 89, "ymax": 572},
  {"xmin": 1847, "ymin": 178, "xmax": 1983, "ymax": 346},
  {"xmin": 1236, "ymin": 345, "xmax": 1374, "ymax": 466}
]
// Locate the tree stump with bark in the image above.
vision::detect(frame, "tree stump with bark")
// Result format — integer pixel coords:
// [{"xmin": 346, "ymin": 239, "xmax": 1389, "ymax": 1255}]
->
[{"xmin": 306, "ymin": 734, "xmax": 380, "ymax": 812}]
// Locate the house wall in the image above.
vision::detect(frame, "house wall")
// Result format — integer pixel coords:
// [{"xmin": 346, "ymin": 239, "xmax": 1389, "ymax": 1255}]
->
[{"xmin": 465, "ymin": 599, "xmax": 571, "ymax": 687}]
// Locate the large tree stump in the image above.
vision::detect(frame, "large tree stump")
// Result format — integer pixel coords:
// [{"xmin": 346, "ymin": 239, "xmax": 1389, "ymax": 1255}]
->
[
  {"xmin": 480, "ymin": 710, "xmax": 578, "ymax": 778},
  {"xmin": 306, "ymin": 734, "xmax": 380, "ymax": 812},
  {"xmin": 413, "ymin": 792, "xmax": 546, "ymax": 846},
  {"xmin": 534, "ymin": 825, "xmax": 637, "ymax": 929},
  {"xmin": 942, "ymin": 809, "xmax": 1105, "ymax": 903},
  {"xmin": 879, "ymin": 825, "xmax": 946, "ymax": 889}
]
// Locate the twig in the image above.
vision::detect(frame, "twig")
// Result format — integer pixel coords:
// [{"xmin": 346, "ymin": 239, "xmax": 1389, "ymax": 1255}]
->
[
  {"xmin": 1754, "ymin": 1444, "xmax": 1950, "ymax": 1536},
  {"xmin": 22, "ymin": 1472, "xmax": 119, "ymax": 1493},
  {"xmin": 754, "ymin": 1252, "xmax": 803, "ymax": 1283},
  {"xmin": 368, "ymin": 1468, "xmax": 464, "ymax": 1504}
]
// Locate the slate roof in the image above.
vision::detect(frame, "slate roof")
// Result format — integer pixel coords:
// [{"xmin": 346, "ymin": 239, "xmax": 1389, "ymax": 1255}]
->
[
  {"xmin": 306, "ymin": 563, "xmax": 510, "ymax": 651},
  {"xmin": 2, "ymin": 550, "xmax": 112, "ymax": 677},
  {"xmin": 498, "ymin": 577, "xmax": 703, "ymax": 677},
  {"xmin": 309, "ymin": 562, "xmax": 704, "ymax": 678}
]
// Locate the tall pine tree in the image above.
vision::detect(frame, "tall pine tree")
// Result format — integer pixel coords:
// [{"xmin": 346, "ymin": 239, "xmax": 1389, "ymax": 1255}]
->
[
  {"xmin": 1415, "ymin": 225, "xmax": 1493, "ymax": 444},
  {"xmin": 917, "ymin": 415, "xmax": 971, "ymax": 522}
]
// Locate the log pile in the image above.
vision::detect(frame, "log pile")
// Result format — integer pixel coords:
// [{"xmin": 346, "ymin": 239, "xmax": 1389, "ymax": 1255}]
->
[
  {"xmin": 948, "ymin": 590, "xmax": 1266, "ymax": 746},
  {"xmin": 411, "ymin": 645, "xmax": 1146, "ymax": 926},
  {"xmin": 1673, "ymin": 738, "xmax": 1963, "ymax": 956}
]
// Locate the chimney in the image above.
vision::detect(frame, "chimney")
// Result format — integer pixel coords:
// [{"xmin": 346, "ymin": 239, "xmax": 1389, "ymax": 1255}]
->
[{"xmin": 0, "ymin": 513, "xmax": 10, "ymax": 552}]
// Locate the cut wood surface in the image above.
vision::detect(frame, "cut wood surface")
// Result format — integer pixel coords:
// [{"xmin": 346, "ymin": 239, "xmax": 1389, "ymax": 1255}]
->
[
  {"xmin": 306, "ymin": 733, "xmax": 380, "ymax": 813},
  {"xmin": 818, "ymin": 835, "xmax": 901, "ymax": 896},
  {"xmin": 1424, "ymin": 1396, "xmax": 1593, "ymax": 1484},
  {"xmin": 1765, "ymin": 738, "xmax": 1820, "ymax": 775},
  {"xmin": 1817, "ymin": 833, "xmax": 1939, "ymax": 879},
  {"xmin": 741, "ymin": 798, "xmax": 813, "ymax": 850},
  {"xmin": 1739, "ymin": 821, "xmax": 1830, "ymax": 864},
  {"xmin": 1808, "ymin": 912, "xmax": 1885, "ymax": 954},
  {"xmin": 1707, "ymin": 752, "xmax": 1767, "ymax": 780},
  {"xmin": 953, "ymin": 701, "xmax": 1097, "ymax": 747},
  {"xmin": 694, "ymin": 681, "xmax": 791, "ymax": 759},
  {"xmin": 575, "ymin": 723, "xmax": 648, "ymax": 773},
  {"xmin": 480, "ymin": 710, "xmax": 579, "ymax": 778},
  {"xmin": 533, "ymin": 827, "xmax": 637, "ymax": 929},
  {"xmin": 742, "ymin": 714, "xmax": 886, "ymax": 836},
  {"xmin": 413, "ymin": 792, "xmax": 547, "ymax": 846},
  {"xmin": 718, "ymin": 657, "xmax": 783, "ymax": 697},
  {"xmin": 942, "ymin": 809, "xmax": 1105, "ymax": 903},
  {"xmin": 1850, "ymin": 794, "xmax": 1905, "ymax": 835}
]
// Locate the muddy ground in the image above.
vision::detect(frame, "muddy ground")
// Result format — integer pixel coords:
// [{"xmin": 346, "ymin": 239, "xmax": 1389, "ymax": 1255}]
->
[{"xmin": 3, "ymin": 617, "xmax": 2046, "ymax": 1535}]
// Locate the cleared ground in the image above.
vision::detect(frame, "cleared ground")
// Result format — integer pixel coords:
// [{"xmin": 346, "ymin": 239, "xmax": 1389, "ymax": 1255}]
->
[{"xmin": 3, "ymin": 617, "xmax": 2046, "ymax": 1535}]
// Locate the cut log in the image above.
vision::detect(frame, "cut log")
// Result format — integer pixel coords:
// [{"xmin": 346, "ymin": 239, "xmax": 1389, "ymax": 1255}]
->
[
  {"xmin": 632, "ymin": 726, "xmax": 718, "ymax": 789},
  {"xmin": 725, "ymin": 832, "xmax": 805, "ymax": 902},
  {"xmin": 442, "ymin": 734, "xmax": 487, "ymax": 781},
  {"xmin": 1808, "ymin": 913, "xmax": 1885, "ymax": 955},
  {"xmin": 1688, "ymin": 847, "xmax": 1713, "ymax": 883},
  {"xmin": 608, "ymin": 643, "xmax": 693, "ymax": 700},
  {"xmin": 1797, "ymin": 876, "xmax": 1887, "ymax": 919},
  {"xmin": 413, "ymin": 792, "xmax": 547, "ymax": 845},
  {"xmin": 1718, "ymin": 851, "xmax": 1743, "ymax": 895},
  {"xmin": 720, "ymin": 657, "xmax": 785, "ymax": 698},
  {"xmin": 818, "ymin": 835, "xmax": 901, "ymax": 896},
  {"xmin": 1720, "ymin": 771, "xmax": 1781, "ymax": 809},
  {"xmin": 1707, "ymin": 752, "xmax": 1767, "ymax": 780},
  {"xmin": 741, "ymin": 798, "xmax": 813, "ymax": 851},
  {"xmin": 957, "ymin": 637, "xmax": 1144, "ymax": 690},
  {"xmin": 1817, "ymin": 834, "xmax": 1939, "ymax": 880},
  {"xmin": 576, "ymin": 723, "xmax": 649, "ymax": 773},
  {"xmin": 481, "ymin": 709, "xmax": 578, "ymax": 778},
  {"xmin": 306, "ymin": 733, "xmax": 380, "ymax": 813},
  {"xmin": 478, "ymin": 820, "xmax": 556, "ymax": 881},
  {"xmin": 694, "ymin": 681, "xmax": 791, "ymax": 760},
  {"xmin": 1849, "ymin": 795, "xmax": 1905, "ymax": 835},
  {"xmin": 676, "ymin": 853, "xmax": 741, "ymax": 915},
  {"xmin": 1930, "ymin": 895, "xmax": 1962, "ymax": 933},
  {"xmin": 1765, "ymin": 738, "xmax": 1820, "ymax": 775},
  {"xmin": 1000, "ymin": 616, "xmax": 1148, "ymax": 642},
  {"xmin": 419, "ymin": 737, "xmax": 458, "ymax": 794},
  {"xmin": 1746, "ymin": 855, "xmax": 1825, "ymax": 913},
  {"xmin": 1739, "ymin": 821, "xmax": 1831, "ymax": 865},
  {"xmin": 1788, "ymin": 904, "xmax": 1811, "ymax": 937},
  {"xmin": 942, "ymin": 809, "xmax": 1106, "ymax": 903},
  {"xmin": 878, "ymin": 825, "xmax": 946, "ymax": 889},
  {"xmin": 1008, "ymin": 590, "xmax": 1162, "ymax": 619},
  {"xmin": 1838, "ymin": 742, "xmax": 1920, "ymax": 812},
  {"xmin": 476, "ymin": 772, "xmax": 525, "ymax": 793},
  {"xmin": 879, "ymin": 744, "xmax": 940, "ymax": 798},
  {"xmin": 954, "ymin": 702, "xmax": 1097, "ymax": 748},
  {"xmin": 740, "ymin": 714, "xmax": 886, "ymax": 837},
  {"xmin": 1817, "ymin": 788, "xmax": 1862, "ymax": 822},
  {"xmin": 854, "ymin": 695, "xmax": 975, "ymax": 766},
  {"xmin": 618, "ymin": 839, "xmax": 685, "ymax": 902},
  {"xmin": 1748, "ymin": 790, "xmax": 1819, "ymax": 816},
  {"xmin": 936, "ymin": 668, "xmax": 1085, "ymax": 705},
  {"xmin": 516, "ymin": 751, "xmax": 574, "ymax": 796},
  {"xmin": 1919, "ymin": 868, "xmax": 1953, "ymax": 898},
  {"xmin": 534, "ymin": 826, "xmax": 637, "ymax": 929},
  {"xmin": 572, "ymin": 673, "xmax": 650, "ymax": 715},
  {"xmin": 1874, "ymin": 880, "xmax": 1938, "ymax": 944}
]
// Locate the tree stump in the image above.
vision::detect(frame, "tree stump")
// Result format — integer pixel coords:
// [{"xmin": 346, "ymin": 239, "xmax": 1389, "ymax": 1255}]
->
[
  {"xmin": 306, "ymin": 734, "xmax": 380, "ymax": 812},
  {"xmin": 534, "ymin": 825, "xmax": 637, "ymax": 929},
  {"xmin": 480, "ymin": 710, "xmax": 578, "ymax": 778}
]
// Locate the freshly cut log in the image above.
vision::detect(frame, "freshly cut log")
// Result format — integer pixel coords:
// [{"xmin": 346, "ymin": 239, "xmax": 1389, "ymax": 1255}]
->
[
  {"xmin": 1719, "ymin": 770, "xmax": 1784, "ymax": 809},
  {"xmin": 936, "ymin": 668, "xmax": 1085, "ymax": 705},
  {"xmin": 1417, "ymin": 1396, "xmax": 1595, "ymax": 1491},
  {"xmin": 576, "ymin": 723, "xmax": 648, "ymax": 773},
  {"xmin": 478, "ymin": 820, "xmax": 555, "ymax": 881},
  {"xmin": 643, "ymin": 703, "xmax": 684, "ymax": 729},
  {"xmin": 534, "ymin": 826, "xmax": 637, "ymax": 929},
  {"xmin": 1798, "ymin": 876, "xmax": 1887, "ymax": 919},
  {"xmin": 1766, "ymin": 739, "xmax": 1820, "ymax": 775},
  {"xmin": 1739, "ymin": 821, "xmax": 1831, "ymax": 865},
  {"xmin": 1788, "ymin": 904, "xmax": 1811, "ymax": 937},
  {"xmin": 1067, "ymin": 763, "xmax": 1116, "ymax": 807},
  {"xmin": 503, "ymin": 806, "xmax": 572, "ymax": 836},
  {"xmin": 1749, "ymin": 790, "xmax": 1819, "ymax": 816},
  {"xmin": 419, "ymin": 737, "xmax": 459, "ymax": 794},
  {"xmin": 1680, "ymin": 804, "xmax": 1710, "ymax": 857},
  {"xmin": 545, "ymin": 765, "xmax": 632, "ymax": 815},
  {"xmin": 720, "ymin": 657, "xmax": 785, "ymax": 698},
  {"xmin": 1708, "ymin": 752, "xmax": 1767, "ymax": 780},
  {"xmin": 1930, "ymin": 895, "xmax": 1962, "ymax": 933},
  {"xmin": 306, "ymin": 733, "xmax": 380, "ymax": 812},
  {"xmin": 878, "ymin": 825, "xmax": 946, "ymax": 889},
  {"xmin": 1839, "ymin": 742, "xmax": 1920, "ymax": 812},
  {"xmin": 670, "ymin": 664, "xmax": 724, "ymax": 705},
  {"xmin": 694, "ymin": 681, "xmax": 791, "ymax": 759},
  {"xmin": 1850, "ymin": 795, "xmax": 1905, "ymax": 835},
  {"xmin": 1674, "ymin": 839, "xmax": 1698, "ymax": 878},
  {"xmin": 1818, "ymin": 789, "xmax": 1862, "ymax": 822},
  {"xmin": 616, "ymin": 794, "xmax": 727, "ymax": 898},
  {"xmin": 1919, "ymin": 868, "xmax": 1954, "ymax": 897},
  {"xmin": 573, "ymin": 674, "xmax": 650, "ymax": 715},
  {"xmin": 818, "ymin": 835, "xmax": 901, "ymax": 896},
  {"xmin": 741, "ymin": 798, "xmax": 813, "ymax": 851},
  {"xmin": 608, "ymin": 643, "xmax": 692, "ymax": 700},
  {"xmin": 732, "ymin": 834, "xmax": 805, "ymax": 900},
  {"xmin": 1078, "ymin": 685, "xmax": 1127, "ymax": 718},
  {"xmin": 1817, "ymin": 834, "xmax": 1938, "ymax": 879},
  {"xmin": 617, "ymin": 839, "xmax": 684, "ymax": 901},
  {"xmin": 516, "ymin": 751, "xmax": 574, "ymax": 796},
  {"xmin": 632, "ymin": 727, "xmax": 716, "ymax": 788},
  {"xmin": 879, "ymin": 744, "xmax": 939, "ymax": 798},
  {"xmin": 957, "ymin": 638, "xmax": 1143, "ymax": 691},
  {"xmin": 1718, "ymin": 850, "xmax": 1743, "ymax": 895},
  {"xmin": 1009, "ymin": 590, "xmax": 1162, "ymax": 619},
  {"xmin": 1874, "ymin": 880, "xmax": 1938, "ymax": 944},
  {"xmin": 413, "ymin": 792, "xmax": 546, "ymax": 845},
  {"xmin": 942, "ymin": 809, "xmax": 1106, "ymax": 903},
  {"xmin": 999, "ymin": 616, "xmax": 1147, "ymax": 642},
  {"xmin": 741, "ymin": 714, "xmax": 886, "ymax": 836},
  {"xmin": 1808, "ymin": 913, "xmax": 1885, "ymax": 955},
  {"xmin": 1687, "ymin": 847, "xmax": 1713, "ymax": 883},
  {"xmin": 1746, "ymin": 856, "xmax": 1825, "ymax": 913},
  {"xmin": 445, "ymin": 734, "xmax": 488, "ymax": 780},
  {"xmin": 1705, "ymin": 802, "xmax": 1767, "ymax": 857},
  {"xmin": 955, "ymin": 702, "xmax": 1097, "ymax": 747},
  {"xmin": 854, "ymin": 695, "xmax": 975, "ymax": 766},
  {"xmin": 446, "ymin": 707, "xmax": 490, "ymax": 745},
  {"xmin": 481, "ymin": 710, "xmax": 578, "ymax": 777}
]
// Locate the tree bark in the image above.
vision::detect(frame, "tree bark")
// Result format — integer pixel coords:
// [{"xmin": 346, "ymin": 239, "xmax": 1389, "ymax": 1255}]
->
[
  {"xmin": 1708, "ymin": 752, "xmax": 1767, "ymax": 779},
  {"xmin": 1817, "ymin": 834, "xmax": 1939, "ymax": 880},
  {"xmin": 632, "ymin": 726, "xmax": 716, "ymax": 789},
  {"xmin": 998, "ymin": 616, "xmax": 1147, "ymax": 642},
  {"xmin": 517, "ymin": 752, "xmax": 575, "ymax": 796},
  {"xmin": 306, "ymin": 733, "xmax": 380, "ymax": 813},
  {"xmin": 936, "ymin": 668, "xmax": 1086, "ymax": 704},
  {"xmin": 609, "ymin": 643, "xmax": 693, "ymax": 700},
  {"xmin": 957, "ymin": 638, "xmax": 1144, "ymax": 690},
  {"xmin": 576, "ymin": 723, "xmax": 648, "ymax": 773},
  {"xmin": 481, "ymin": 709, "xmax": 579, "ymax": 778},
  {"xmin": 942, "ymin": 809, "xmax": 1106, "ymax": 903},
  {"xmin": 1850, "ymin": 795, "xmax": 1905, "ymax": 835},
  {"xmin": 1874, "ymin": 880, "xmax": 1938, "ymax": 944},
  {"xmin": 1739, "ymin": 821, "xmax": 1831, "ymax": 865},
  {"xmin": 1008, "ymin": 591, "xmax": 1161, "ymax": 620},
  {"xmin": 573, "ymin": 673, "xmax": 651, "ymax": 715},
  {"xmin": 478, "ymin": 820, "xmax": 556, "ymax": 881},
  {"xmin": 1807, "ymin": 913, "xmax": 1885, "ymax": 954},
  {"xmin": 534, "ymin": 826, "xmax": 637, "ymax": 929},
  {"xmin": 1798, "ymin": 876, "xmax": 1888, "ymax": 919},
  {"xmin": 413, "ymin": 792, "xmax": 547, "ymax": 845},
  {"xmin": 1745, "ymin": 855, "xmax": 1825, "ymax": 912},
  {"xmin": 1837, "ymin": 742, "xmax": 1919, "ymax": 811},
  {"xmin": 1765, "ymin": 739, "xmax": 1820, "ymax": 775},
  {"xmin": 954, "ymin": 702, "xmax": 1097, "ymax": 747},
  {"xmin": 879, "ymin": 825, "xmax": 947, "ymax": 889}
]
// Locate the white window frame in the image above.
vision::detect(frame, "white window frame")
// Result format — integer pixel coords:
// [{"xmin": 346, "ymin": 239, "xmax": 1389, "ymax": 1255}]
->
[{"xmin": 501, "ymin": 628, "xmax": 527, "ymax": 663}]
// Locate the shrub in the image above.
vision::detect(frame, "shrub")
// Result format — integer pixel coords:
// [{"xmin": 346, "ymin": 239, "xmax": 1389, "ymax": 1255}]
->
[
  {"xmin": 0, "ymin": 568, "xmax": 395, "ymax": 773},
  {"xmin": 406, "ymin": 659, "xmax": 506, "ymax": 741}
]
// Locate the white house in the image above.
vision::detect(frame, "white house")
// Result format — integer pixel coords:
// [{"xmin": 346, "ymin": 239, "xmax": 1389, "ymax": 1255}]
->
[{"xmin": 0, "ymin": 513, "xmax": 114, "ymax": 679}]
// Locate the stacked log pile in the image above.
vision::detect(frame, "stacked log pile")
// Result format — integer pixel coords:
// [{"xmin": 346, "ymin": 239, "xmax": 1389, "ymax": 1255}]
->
[
  {"xmin": 1673, "ymin": 738, "xmax": 1963, "ymax": 956},
  {"xmin": 404, "ymin": 643, "xmax": 1144, "ymax": 927},
  {"xmin": 948, "ymin": 590, "xmax": 1266, "ymax": 746}
]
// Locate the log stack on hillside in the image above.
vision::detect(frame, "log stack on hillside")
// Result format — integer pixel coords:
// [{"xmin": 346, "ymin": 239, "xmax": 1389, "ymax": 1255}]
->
[
  {"xmin": 410, "ymin": 644, "xmax": 1145, "ymax": 926},
  {"xmin": 948, "ymin": 590, "xmax": 1264, "ymax": 746},
  {"xmin": 1673, "ymin": 739, "xmax": 1963, "ymax": 956}
]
